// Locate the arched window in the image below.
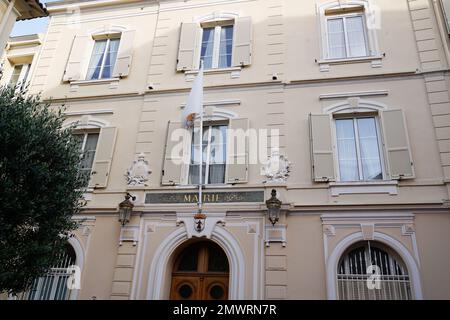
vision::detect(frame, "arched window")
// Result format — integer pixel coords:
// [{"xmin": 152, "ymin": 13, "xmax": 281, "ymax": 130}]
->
[
  {"xmin": 337, "ymin": 241, "xmax": 413, "ymax": 300},
  {"xmin": 21, "ymin": 244, "xmax": 77, "ymax": 300}
]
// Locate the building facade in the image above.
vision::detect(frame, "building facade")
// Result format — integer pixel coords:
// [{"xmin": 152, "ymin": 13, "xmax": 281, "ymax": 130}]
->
[
  {"xmin": 4, "ymin": 0, "xmax": 450, "ymax": 300},
  {"xmin": 0, "ymin": 0, "xmax": 46, "ymax": 55}
]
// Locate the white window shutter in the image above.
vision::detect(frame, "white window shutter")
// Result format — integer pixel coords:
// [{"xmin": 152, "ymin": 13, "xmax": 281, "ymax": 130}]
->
[
  {"xmin": 177, "ymin": 23, "xmax": 200, "ymax": 71},
  {"xmin": 161, "ymin": 121, "xmax": 186, "ymax": 185},
  {"xmin": 381, "ymin": 109, "xmax": 415, "ymax": 180},
  {"xmin": 309, "ymin": 114, "xmax": 336, "ymax": 182},
  {"xmin": 63, "ymin": 35, "xmax": 90, "ymax": 82},
  {"xmin": 232, "ymin": 17, "xmax": 253, "ymax": 67},
  {"xmin": 226, "ymin": 118, "xmax": 249, "ymax": 184},
  {"xmin": 88, "ymin": 127, "xmax": 117, "ymax": 188},
  {"xmin": 113, "ymin": 30, "xmax": 135, "ymax": 78}
]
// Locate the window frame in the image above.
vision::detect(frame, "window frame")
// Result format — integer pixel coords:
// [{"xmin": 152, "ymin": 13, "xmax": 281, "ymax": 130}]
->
[
  {"xmin": 317, "ymin": 1, "xmax": 381, "ymax": 66},
  {"xmin": 325, "ymin": 11, "xmax": 369, "ymax": 60},
  {"xmin": 198, "ymin": 21, "xmax": 234, "ymax": 70},
  {"xmin": 74, "ymin": 131, "xmax": 100, "ymax": 186},
  {"xmin": 9, "ymin": 63, "xmax": 31, "ymax": 89},
  {"xmin": 187, "ymin": 121, "xmax": 229, "ymax": 186},
  {"xmin": 86, "ymin": 35, "xmax": 121, "ymax": 81},
  {"xmin": 333, "ymin": 114, "xmax": 386, "ymax": 182}
]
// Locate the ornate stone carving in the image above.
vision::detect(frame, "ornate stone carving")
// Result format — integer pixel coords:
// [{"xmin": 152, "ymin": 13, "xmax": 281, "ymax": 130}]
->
[
  {"xmin": 194, "ymin": 212, "xmax": 206, "ymax": 232},
  {"xmin": 176, "ymin": 212, "xmax": 226, "ymax": 239},
  {"xmin": 262, "ymin": 150, "xmax": 291, "ymax": 183},
  {"xmin": 125, "ymin": 153, "xmax": 151, "ymax": 186},
  {"xmin": 402, "ymin": 224, "xmax": 415, "ymax": 236},
  {"xmin": 323, "ymin": 224, "xmax": 336, "ymax": 236},
  {"xmin": 361, "ymin": 223, "xmax": 375, "ymax": 240}
]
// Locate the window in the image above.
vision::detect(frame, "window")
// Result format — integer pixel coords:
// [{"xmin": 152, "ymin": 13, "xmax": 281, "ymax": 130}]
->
[
  {"xmin": 337, "ymin": 241, "xmax": 412, "ymax": 300},
  {"xmin": 86, "ymin": 38, "xmax": 121, "ymax": 80},
  {"xmin": 200, "ymin": 25, "xmax": 233, "ymax": 69},
  {"xmin": 335, "ymin": 117, "xmax": 383, "ymax": 181},
  {"xmin": 325, "ymin": 7, "xmax": 368, "ymax": 59},
  {"xmin": 188, "ymin": 124, "xmax": 228, "ymax": 185},
  {"xmin": 20, "ymin": 244, "xmax": 77, "ymax": 300},
  {"xmin": 74, "ymin": 132, "xmax": 99, "ymax": 187},
  {"xmin": 9, "ymin": 64, "xmax": 31, "ymax": 89}
]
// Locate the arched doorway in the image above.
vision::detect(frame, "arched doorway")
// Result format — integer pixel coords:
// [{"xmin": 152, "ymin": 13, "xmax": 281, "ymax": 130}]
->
[
  {"xmin": 170, "ymin": 240, "xmax": 229, "ymax": 300},
  {"xmin": 337, "ymin": 241, "xmax": 412, "ymax": 300}
]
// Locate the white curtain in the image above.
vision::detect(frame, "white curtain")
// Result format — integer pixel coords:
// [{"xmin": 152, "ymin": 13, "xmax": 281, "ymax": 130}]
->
[
  {"xmin": 86, "ymin": 40, "xmax": 107, "ymax": 80},
  {"xmin": 218, "ymin": 25, "xmax": 233, "ymax": 68},
  {"xmin": 208, "ymin": 126, "xmax": 227, "ymax": 184},
  {"xmin": 101, "ymin": 38, "xmax": 120, "ymax": 79},
  {"xmin": 346, "ymin": 16, "xmax": 367, "ymax": 57},
  {"xmin": 200, "ymin": 28, "xmax": 215, "ymax": 69},
  {"xmin": 357, "ymin": 118, "xmax": 382, "ymax": 180},
  {"xmin": 327, "ymin": 18, "xmax": 346, "ymax": 59},
  {"xmin": 336, "ymin": 119, "xmax": 359, "ymax": 181},
  {"xmin": 188, "ymin": 125, "xmax": 227, "ymax": 184}
]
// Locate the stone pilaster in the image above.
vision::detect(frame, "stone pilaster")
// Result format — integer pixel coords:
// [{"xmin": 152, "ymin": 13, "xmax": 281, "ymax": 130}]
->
[
  {"xmin": 110, "ymin": 242, "xmax": 138, "ymax": 300},
  {"xmin": 265, "ymin": 244, "xmax": 287, "ymax": 299},
  {"xmin": 408, "ymin": 0, "xmax": 450, "ymax": 196}
]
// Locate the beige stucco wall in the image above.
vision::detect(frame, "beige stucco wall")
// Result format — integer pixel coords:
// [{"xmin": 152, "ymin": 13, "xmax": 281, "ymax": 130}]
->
[{"xmin": 414, "ymin": 213, "xmax": 450, "ymax": 299}]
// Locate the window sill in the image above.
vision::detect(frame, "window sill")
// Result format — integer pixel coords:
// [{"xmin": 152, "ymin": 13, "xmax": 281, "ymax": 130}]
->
[
  {"xmin": 317, "ymin": 55, "xmax": 384, "ymax": 72},
  {"xmin": 69, "ymin": 78, "xmax": 120, "ymax": 92},
  {"xmin": 184, "ymin": 67, "xmax": 242, "ymax": 81},
  {"xmin": 77, "ymin": 188, "xmax": 94, "ymax": 201},
  {"xmin": 329, "ymin": 180, "xmax": 398, "ymax": 197}
]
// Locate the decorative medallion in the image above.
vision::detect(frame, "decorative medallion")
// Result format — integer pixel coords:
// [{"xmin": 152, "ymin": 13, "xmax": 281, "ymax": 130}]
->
[
  {"xmin": 125, "ymin": 153, "xmax": 152, "ymax": 186},
  {"xmin": 262, "ymin": 150, "xmax": 291, "ymax": 183}
]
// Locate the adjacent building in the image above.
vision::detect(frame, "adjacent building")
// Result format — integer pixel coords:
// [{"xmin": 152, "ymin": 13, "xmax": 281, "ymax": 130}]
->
[
  {"xmin": 4, "ymin": 0, "xmax": 450, "ymax": 300},
  {"xmin": 0, "ymin": 0, "xmax": 47, "ymax": 55},
  {"xmin": 0, "ymin": 33, "xmax": 43, "ymax": 89}
]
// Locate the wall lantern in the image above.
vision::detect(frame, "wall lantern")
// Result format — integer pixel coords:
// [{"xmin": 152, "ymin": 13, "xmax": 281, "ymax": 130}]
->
[
  {"xmin": 118, "ymin": 193, "xmax": 136, "ymax": 226},
  {"xmin": 266, "ymin": 189, "xmax": 282, "ymax": 226}
]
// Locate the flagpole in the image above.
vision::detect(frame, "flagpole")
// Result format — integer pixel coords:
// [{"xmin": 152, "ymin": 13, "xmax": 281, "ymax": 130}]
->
[{"xmin": 198, "ymin": 60, "xmax": 204, "ymax": 214}]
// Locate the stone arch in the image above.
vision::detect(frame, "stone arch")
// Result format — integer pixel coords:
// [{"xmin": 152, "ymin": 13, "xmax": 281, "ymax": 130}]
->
[{"xmin": 146, "ymin": 226, "xmax": 245, "ymax": 300}]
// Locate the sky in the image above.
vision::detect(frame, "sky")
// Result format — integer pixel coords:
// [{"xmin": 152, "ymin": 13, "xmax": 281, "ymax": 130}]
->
[{"xmin": 10, "ymin": 0, "xmax": 56, "ymax": 37}]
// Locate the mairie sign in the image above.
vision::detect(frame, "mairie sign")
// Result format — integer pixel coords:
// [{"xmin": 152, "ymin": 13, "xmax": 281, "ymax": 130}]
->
[{"xmin": 145, "ymin": 191, "xmax": 264, "ymax": 204}]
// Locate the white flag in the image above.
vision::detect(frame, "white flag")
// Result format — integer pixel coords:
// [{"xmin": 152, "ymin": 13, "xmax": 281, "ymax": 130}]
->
[{"xmin": 182, "ymin": 63, "xmax": 204, "ymax": 128}]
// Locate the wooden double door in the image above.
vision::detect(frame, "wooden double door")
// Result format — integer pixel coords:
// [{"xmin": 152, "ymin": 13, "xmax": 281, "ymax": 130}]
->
[{"xmin": 170, "ymin": 241, "xmax": 229, "ymax": 300}]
